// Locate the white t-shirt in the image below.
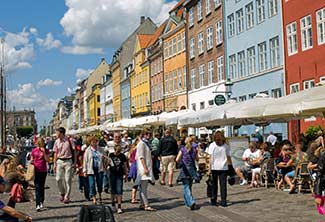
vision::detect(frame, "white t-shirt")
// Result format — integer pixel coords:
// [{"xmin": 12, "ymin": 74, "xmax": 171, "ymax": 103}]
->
[
  {"xmin": 242, "ymin": 148, "xmax": 261, "ymax": 167},
  {"xmin": 266, "ymin": 134, "xmax": 277, "ymax": 145},
  {"xmin": 207, "ymin": 142, "xmax": 231, "ymax": 171}
]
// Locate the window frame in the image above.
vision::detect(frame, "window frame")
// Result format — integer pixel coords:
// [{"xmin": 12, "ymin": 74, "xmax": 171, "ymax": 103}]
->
[
  {"xmin": 317, "ymin": 8, "xmax": 325, "ymax": 45},
  {"xmin": 246, "ymin": 2, "xmax": 255, "ymax": 29},
  {"xmin": 208, "ymin": 60, "xmax": 214, "ymax": 85},
  {"xmin": 270, "ymin": 36, "xmax": 280, "ymax": 68},
  {"xmin": 207, "ymin": 26, "xmax": 213, "ymax": 50},
  {"xmin": 217, "ymin": 56, "xmax": 224, "ymax": 82},
  {"xmin": 286, "ymin": 22, "xmax": 298, "ymax": 56},
  {"xmin": 247, "ymin": 46, "xmax": 256, "ymax": 75},
  {"xmin": 300, "ymin": 15, "xmax": 313, "ymax": 51}
]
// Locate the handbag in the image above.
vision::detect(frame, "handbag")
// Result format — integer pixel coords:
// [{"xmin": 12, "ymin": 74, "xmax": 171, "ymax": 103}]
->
[{"xmin": 25, "ymin": 164, "xmax": 35, "ymax": 181}]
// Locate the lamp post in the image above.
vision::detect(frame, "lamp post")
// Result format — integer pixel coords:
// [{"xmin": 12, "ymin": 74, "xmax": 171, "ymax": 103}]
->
[{"xmin": 131, "ymin": 106, "xmax": 136, "ymax": 118}]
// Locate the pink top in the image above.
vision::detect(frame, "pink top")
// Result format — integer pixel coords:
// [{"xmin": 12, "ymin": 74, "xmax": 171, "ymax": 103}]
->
[
  {"xmin": 53, "ymin": 137, "xmax": 74, "ymax": 159},
  {"xmin": 31, "ymin": 147, "xmax": 50, "ymax": 172}
]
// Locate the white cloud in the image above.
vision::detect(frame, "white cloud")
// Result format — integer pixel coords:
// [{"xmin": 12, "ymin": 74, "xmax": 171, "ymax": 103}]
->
[
  {"xmin": 60, "ymin": 0, "xmax": 177, "ymax": 52},
  {"xmin": 37, "ymin": 78, "xmax": 63, "ymax": 87},
  {"xmin": 61, "ymin": 45, "xmax": 104, "ymax": 55},
  {"xmin": 29, "ymin": 27, "xmax": 38, "ymax": 36},
  {"xmin": 7, "ymin": 83, "xmax": 58, "ymax": 113},
  {"xmin": 36, "ymin": 33, "xmax": 62, "ymax": 50},
  {"xmin": 75, "ymin": 68, "xmax": 93, "ymax": 80}
]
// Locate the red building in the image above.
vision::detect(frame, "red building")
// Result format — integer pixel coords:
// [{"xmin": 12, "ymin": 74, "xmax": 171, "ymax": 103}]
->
[{"xmin": 282, "ymin": 0, "xmax": 325, "ymax": 142}]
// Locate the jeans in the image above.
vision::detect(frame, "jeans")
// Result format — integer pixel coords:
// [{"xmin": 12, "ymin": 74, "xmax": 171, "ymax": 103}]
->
[
  {"xmin": 103, "ymin": 170, "xmax": 109, "ymax": 191},
  {"xmin": 56, "ymin": 159, "xmax": 73, "ymax": 199},
  {"xmin": 139, "ymin": 180, "xmax": 149, "ymax": 206},
  {"xmin": 109, "ymin": 173, "xmax": 123, "ymax": 195},
  {"xmin": 88, "ymin": 169, "xmax": 104, "ymax": 198},
  {"xmin": 79, "ymin": 176, "xmax": 90, "ymax": 200},
  {"xmin": 34, "ymin": 171, "xmax": 47, "ymax": 206},
  {"xmin": 211, "ymin": 170, "xmax": 227, "ymax": 206},
  {"xmin": 183, "ymin": 179, "xmax": 195, "ymax": 207}
]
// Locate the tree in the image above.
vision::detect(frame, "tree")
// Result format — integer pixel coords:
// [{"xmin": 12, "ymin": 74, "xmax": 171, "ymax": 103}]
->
[{"xmin": 16, "ymin": 126, "xmax": 34, "ymax": 138}]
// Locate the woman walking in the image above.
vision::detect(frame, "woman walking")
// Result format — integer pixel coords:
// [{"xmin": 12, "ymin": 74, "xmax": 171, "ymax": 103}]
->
[
  {"xmin": 206, "ymin": 131, "xmax": 233, "ymax": 207},
  {"xmin": 109, "ymin": 144, "xmax": 128, "ymax": 214},
  {"xmin": 128, "ymin": 136, "xmax": 141, "ymax": 204},
  {"xmin": 135, "ymin": 128, "xmax": 156, "ymax": 211},
  {"xmin": 176, "ymin": 136, "xmax": 200, "ymax": 210},
  {"xmin": 83, "ymin": 136, "xmax": 105, "ymax": 205},
  {"xmin": 31, "ymin": 137, "xmax": 50, "ymax": 211}
]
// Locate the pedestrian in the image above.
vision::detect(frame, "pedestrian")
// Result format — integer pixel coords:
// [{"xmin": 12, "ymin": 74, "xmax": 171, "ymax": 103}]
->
[
  {"xmin": 206, "ymin": 131, "xmax": 233, "ymax": 207},
  {"xmin": 0, "ymin": 178, "xmax": 32, "ymax": 222},
  {"xmin": 31, "ymin": 137, "xmax": 50, "ymax": 211},
  {"xmin": 109, "ymin": 144, "xmax": 128, "ymax": 214},
  {"xmin": 158, "ymin": 129, "xmax": 178, "ymax": 187},
  {"xmin": 135, "ymin": 128, "xmax": 156, "ymax": 211},
  {"xmin": 151, "ymin": 133, "xmax": 161, "ymax": 180},
  {"xmin": 176, "ymin": 136, "xmax": 200, "ymax": 210},
  {"xmin": 76, "ymin": 136, "xmax": 90, "ymax": 201},
  {"xmin": 266, "ymin": 131, "xmax": 277, "ymax": 146},
  {"xmin": 83, "ymin": 136, "xmax": 105, "ymax": 205},
  {"xmin": 128, "ymin": 136, "xmax": 141, "ymax": 204},
  {"xmin": 98, "ymin": 132, "xmax": 110, "ymax": 194},
  {"xmin": 314, "ymin": 147, "xmax": 325, "ymax": 215},
  {"xmin": 53, "ymin": 127, "xmax": 76, "ymax": 204}
]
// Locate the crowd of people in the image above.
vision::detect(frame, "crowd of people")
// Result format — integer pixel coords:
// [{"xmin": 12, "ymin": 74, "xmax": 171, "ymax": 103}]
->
[{"xmin": 1, "ymin": 126, "xmax": 325, "ymax": 221}]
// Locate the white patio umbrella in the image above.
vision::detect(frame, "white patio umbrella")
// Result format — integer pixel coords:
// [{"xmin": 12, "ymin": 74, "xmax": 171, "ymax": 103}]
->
[{"xmin": 165, "ymin": 109, "xmax": 195, "ymax": 126}]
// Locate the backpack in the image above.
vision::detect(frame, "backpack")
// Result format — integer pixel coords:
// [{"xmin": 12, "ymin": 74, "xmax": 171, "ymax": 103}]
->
[{"xmin": 77, "ymin": 205, "xmax": 115, "ymax": 222}]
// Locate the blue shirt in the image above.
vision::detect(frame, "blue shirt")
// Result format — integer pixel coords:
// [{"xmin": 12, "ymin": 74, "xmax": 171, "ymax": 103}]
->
[{"xmin": 91, "ymin": 149, "xmax": 100, "ymax": 169}]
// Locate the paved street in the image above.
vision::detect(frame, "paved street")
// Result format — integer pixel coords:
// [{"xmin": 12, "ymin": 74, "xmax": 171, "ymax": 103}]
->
[{"xmin": 0, "ymin": 173, "xmax": 322, "ymax": 222}]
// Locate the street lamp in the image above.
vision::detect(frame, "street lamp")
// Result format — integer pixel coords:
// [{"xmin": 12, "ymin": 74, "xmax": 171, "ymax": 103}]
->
[{"xmin": 131, "ymin": 106, "xmax": 136, "ymax": 117}]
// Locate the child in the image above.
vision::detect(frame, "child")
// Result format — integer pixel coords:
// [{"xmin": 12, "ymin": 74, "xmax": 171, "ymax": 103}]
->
[{"xmin": 109, "ymin": 144, "xmax": 128, "ymax": 214}]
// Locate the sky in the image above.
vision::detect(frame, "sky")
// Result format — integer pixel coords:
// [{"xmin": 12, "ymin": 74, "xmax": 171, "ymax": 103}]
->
[{"xmin": 0, "ymin": 0, "xmax": 177, "ymax": 129}]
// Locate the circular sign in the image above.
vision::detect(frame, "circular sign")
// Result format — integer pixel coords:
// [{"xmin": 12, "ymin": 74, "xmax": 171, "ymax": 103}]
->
[{"xmin": 214, "ymin": 95, "xmax": 226, "ymax": 106}]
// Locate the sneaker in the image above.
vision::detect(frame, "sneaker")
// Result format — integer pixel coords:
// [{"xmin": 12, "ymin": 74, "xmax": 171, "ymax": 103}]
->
[
  {"xmin": 117, "ymin": 208, "xmax": 123, "ymax": 214},
  {"xmin": 60, "ymin": 194, "xmax": 65, "ymax": 202},
  {"xmin": 36, "ymin": 205, "xmax": 41, "ymax": 212},
  {"xmin": 239, "ymin": 179, "xmax": 247, "ymax": 186},
  {"xmin": 40, "ymin": 203, "xmax": 44, "ymax": 209},
  {"xmin": 190, "ymin": 203, "xmax": 200, "ymax": 211}
]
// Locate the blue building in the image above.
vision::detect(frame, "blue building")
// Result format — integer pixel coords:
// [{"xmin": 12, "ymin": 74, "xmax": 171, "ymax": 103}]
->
[
  {"xmin": 121, "ymin": 76, "xmax": 131, "ymax": 119},
  {"xmin": 224, "ymin": 0, "xmax": 287, "ymax": 140}
]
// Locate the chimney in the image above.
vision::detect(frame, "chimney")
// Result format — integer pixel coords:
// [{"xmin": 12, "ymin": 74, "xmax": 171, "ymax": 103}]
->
[{"xmin": 140, "ymin": 16, "xmax": 145, "ymax": 24}]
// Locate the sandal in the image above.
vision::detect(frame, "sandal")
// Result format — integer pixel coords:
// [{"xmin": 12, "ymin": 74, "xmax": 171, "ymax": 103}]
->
[
  {"xmin": 139, "ymin": 205, "xmax": 145, "ymax": 210},
  {"xmin": 144, "ymin": 206, "xmax": 156, "ymax": 211},
  {"xmin": 159, "ymin": 181, "xmax": 166, "ymax": 185},
  {"xmin": 131, "ymin": 200, "xmax": 139, "ymax": 204}
]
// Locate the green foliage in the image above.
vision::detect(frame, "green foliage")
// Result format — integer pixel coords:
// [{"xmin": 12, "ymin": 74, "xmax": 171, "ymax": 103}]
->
[
  {"xmin": 305, "ymin": 125, "xmax": 324, "ymax": 140},
  {"xmin": 16, "ymin": 126, "xmax": 34, "ymax": 138}
]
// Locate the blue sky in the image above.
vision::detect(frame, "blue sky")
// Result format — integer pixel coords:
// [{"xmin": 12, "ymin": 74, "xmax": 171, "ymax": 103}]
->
[{"xmin": 0, "ymin": 0, "xmax": 176, "ymax": 129}]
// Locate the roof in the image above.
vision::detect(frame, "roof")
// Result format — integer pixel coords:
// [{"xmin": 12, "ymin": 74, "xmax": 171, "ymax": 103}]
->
[
  {"xmin": 138, "ymin": 34, "xmax": 154, "ymax": 49},
  {"xmin": 177, "ymin": 8, "xmax": 184, "ymax": 17},
  {"xmin": 170, "ymin": 0, "xmax": 185, "ymax": 13},
  {"xmin": 147, "ymin": 21, "xmax": 167, "ymax": 47}
]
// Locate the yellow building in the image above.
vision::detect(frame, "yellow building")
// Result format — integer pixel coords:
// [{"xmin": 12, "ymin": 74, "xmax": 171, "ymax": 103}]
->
[
  {"xmin": 87, "ymin": 84, "xmax": 101, "ymax": 126},
  {"xmin": 162, "ymin": 6, "xmax": 187, "ymax": 112},
  {"xmin": 130, "ymin": 34, "xmax": 153, "ymax": 117},
  {"xmin": 112, "ymin": 60, "xmax": 121, "ymax": 121}
]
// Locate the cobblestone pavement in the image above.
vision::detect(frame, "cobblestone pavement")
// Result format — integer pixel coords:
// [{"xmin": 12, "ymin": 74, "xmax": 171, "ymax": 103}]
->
[{"xmin": 0, "ymin": 174, "xmax": 322, "ymax": 222}]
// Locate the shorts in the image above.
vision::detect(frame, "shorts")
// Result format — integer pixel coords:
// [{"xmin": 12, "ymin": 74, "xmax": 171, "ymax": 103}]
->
[
  {"xmin": 160, "ymin": 155, "xmax": 176, "ymax": 173},
  {"xmin": 109, "ymin": 173, "xmax": 123, "ymax": 195},
  {"xmin": 285, "ymin": 170, "xmax": 295, "ymax": 178}
]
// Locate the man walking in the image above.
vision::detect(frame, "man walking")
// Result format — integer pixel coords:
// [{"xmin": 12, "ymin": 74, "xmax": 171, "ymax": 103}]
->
[
  {"xmin": 158, "ymin": 129, "xmax": 178, "ymax": 187},
  {"xmin": 53, "ymin": 127, "xmax": 76, "ymax": 204}
]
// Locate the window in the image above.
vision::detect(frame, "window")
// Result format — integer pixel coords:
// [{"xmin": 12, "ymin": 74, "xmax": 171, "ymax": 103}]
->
[
  {"xmin": 207, "ymin": 26, "xmax": 213, "ymax": 50},
  {"xmin": 258, "ymin": 42, "xmax": 267, "ymax": 71},
  {"xmin": 208, "ymin": 61, "xmax": 214, "ymax": 85},
  {"xmin": 268, "ymin": 0, "xmax": 278, "ymax": 17},
  {"xmin": 174, "ymin": 71, "xmax": 177, "ymax": 91},
  {"xmin": 256, "ymin": 0, "xmax": 265, "ymax": 23},
  {"xmin": 199, "ymin": 64, "xmax": 205, "ymax": 87},
  {"xmin": 304, "ymin": 79, "xmax": 315, "ymax": 90},
  {"xmin": 237, "ymin": 51, "xmax": 246, "ymax": 78},
  {"xmin": 215, "ymin": 20, "xmax": 223, "ymax": 45},
  {"xmin": 191, "ymin": 69, "xmax": 196, "ymax": 90},
  {"xmin": 165, "ymin": 73, "xmax": 168, "ymax": 92},
  {"xmin": 97, "ymin": 95, "xmax": 100, "ymax": 102},
  {"xmin": 198, "ymin": 0, "xmax": 203, "ymax": 21},
  {"xmin": 317, "ymin": 8, "xmax": 325, "ymax": 45},
  {"xmin": 206, "ymin": 0, "xmax": 211, "ymax": 15},
  {"xmin": 190, "ymin": 37, "xmax": 195, "ymax": 59},
  {"xmin": 301, "ymin": 15, "xmax": 313, "ymax": 51},
  {"xmin": 214, "ymin": 0, "xmax": 221, "ymax": 8},
  {"xmin": 198, "ymin": 32, "xmax": 204, "ymax": 54},
  {"xmin": 247, "ymin": 46, "xmax": 256, "ymax": 75},
  {"xmin": 239, "ymin": 95, "xmax": 247, "ymax": 101},
  {"xmin": 182, "ymin": 32, "xmax": 186, "ymax": 51},
  {"xmin": 97, "ymin": 108, "xmax": 100, "ymax": 117},
  {"xmin": 164, "ymin": 43, "xmax": 168, "ymax": 58},
  {"xmin": 169, "ymin": 72, "xmax": 173, "ymax": 91},
  {"xmin": 246, "ymin": 3, "xmax": 254, "ymax": 29},
  {"xmin": 286, "ymin": 22, "xmax": 298, "ymax": 56},
  {"xmin": 228, "ymin": 14, "xmax": 235, "ymax": 37},
  {"xmin": 200, "ymin": 102, "xmax": 205, "ymax": 110},
  {"xmin": 192, "ymin": 103, "xmax": 196, "ymax": 111},
  {"xmin": 270, "ymin": 36, "xmax": 279, "ymax": 68},
  {"xmin": 178, "ymin": 68, "xmax": 182, "ymax": 89},
  {"xmin": 208, "ymin": 100, "xmax": 214, "ymax": 106},
  {"xmin": 290, "ymin": 83, "xmax": 300, "ymax": 94},
  {"xmin": 217, "ymin": 56, "xmax": 224, "ymax": 81},
  {"xmin": 236, "ymin": 9, "xmax": 244, "ymax": 34},
  {"xmin": 271, "ymin": 88, "xmax": 282, "ymax": 98},
  {"xmin": 249, "ymin": 93, "xmax": 256, "ymax": 99},
  {"xmin": 189, "ymin": 7, "xmax": 194, "ymax": 27},
  {"xmin": 177, "ymin": 34, "xmax": 181, "ymax": 53},
  {"xmin": 173, "ymin": 38, "xmax": 177, "ymax": 55},
  {"xmin": 183, "ymin": 66, "xmax": 187, "ymax": 88},
  {"xmin": 168, "ymin": 40, "xmax": 172, "ymax": 57},
  {"xmin": 260, "ymin": 90, "xmax": 269, "ymax": 95},
  {"xmin": 229, "ymin": 54, "xmax": 237, "ymax": 79},
  {"xmin": 320, "ymin": 76, "xmax": 325, "ymax": 82}
]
